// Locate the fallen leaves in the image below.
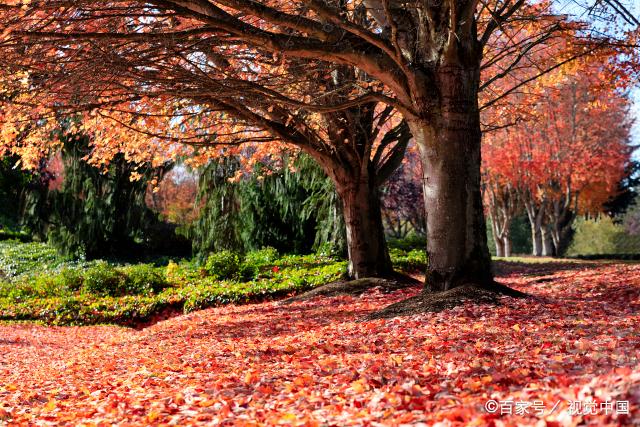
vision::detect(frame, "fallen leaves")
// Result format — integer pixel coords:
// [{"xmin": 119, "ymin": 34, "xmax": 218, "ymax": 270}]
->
[{"xmin": 0, "ymin": 261, "xmax": 638, "ymax": 425}]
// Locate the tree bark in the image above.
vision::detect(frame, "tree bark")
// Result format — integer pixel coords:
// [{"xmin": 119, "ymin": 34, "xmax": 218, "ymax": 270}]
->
[
  {"xmin": 335, "ymin": 178, "xmax": 393, "ymax": 279},
  {"xmin": 523, "ymin": 195, "xmax": 545, "ymax": 256},
  {"xmin": 547, "ymin": 195, "xmax": 576, "ymax": 256},
  {"xmin": 409, "ymin": 64, "xmax": 494, "ymax": 292},
  {"xmin": 490, "ymin": 215, "xmax": 505, "ymax": 257},
  {"xmin": 503, "ymin": 235, "xmax": 512, "ymax": 258},
  {"xmin": 541, "ymin": 225, "xmax": 555, "ymax": 256},
  {"xmin": 487, "ymin": 192, "xmax": 516, "ymax": 258},
  {"xmin": 494, "ymin": 236, "xmax": 505, "ymax": 257},
  {"xmin": 531, "ymin": 224, "xmax": 542, "ymax": 256}
]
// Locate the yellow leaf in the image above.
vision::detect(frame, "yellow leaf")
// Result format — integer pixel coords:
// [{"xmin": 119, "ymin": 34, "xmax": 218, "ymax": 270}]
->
[
  {"xmin": 280, "ymin": 412, "xmax": 298, "ymax": 422},
  {"xmin": 350, "ymin": 380, "xmax": 367, "ymax": 393},
  {"xmin": 43, "ymin": 400, "xmax": 56, "ymax": 412},
  {"xmin": 198, "ymin": 399, "xmax": 215, "ymax": 408}
]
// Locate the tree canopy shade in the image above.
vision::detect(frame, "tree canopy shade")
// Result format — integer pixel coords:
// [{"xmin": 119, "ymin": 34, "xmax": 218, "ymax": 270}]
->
[{"xmin": 0, "ymin": 0, "xmax": 637, "ymax": 295}]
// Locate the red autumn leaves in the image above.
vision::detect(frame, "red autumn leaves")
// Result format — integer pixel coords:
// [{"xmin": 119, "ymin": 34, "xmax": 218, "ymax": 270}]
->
[{"xmin": 1, "ymin": 260, "xmax": 639, "ymax": 425}]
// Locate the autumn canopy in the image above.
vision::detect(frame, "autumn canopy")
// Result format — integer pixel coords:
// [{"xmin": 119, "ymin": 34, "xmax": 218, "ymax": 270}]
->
[{"xmin": 0, "ymin": 0, "xmax": 638, "ymax": 299}]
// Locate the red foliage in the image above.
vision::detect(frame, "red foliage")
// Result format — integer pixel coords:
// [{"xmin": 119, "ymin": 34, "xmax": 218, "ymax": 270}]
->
[{"xmin": 1, "ymin": 262, "xmax": 639, "ymax": 425}]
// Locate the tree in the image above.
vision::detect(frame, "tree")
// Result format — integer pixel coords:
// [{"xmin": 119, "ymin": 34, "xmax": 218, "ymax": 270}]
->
[
  {"xmin": 483, "ymin": 62, "xmax": 633, "ymax": 256},
  {"xmin": 380, "ymin": 149, "xmax": 426, "ymax": 239},
  {"xmin": 189, "ymin": 153, "xmax": 347, "ymax": 258},
  {"xmin": 146, "ymin": 165, "xmax": 199, "ymax": 226},
  {"xmin": 0, "ymin": 1, "xmax": 634, "ymax": 297},
  {"xmin": 0, "ymin": 155, "xmax": 45, "ymax": 231}
]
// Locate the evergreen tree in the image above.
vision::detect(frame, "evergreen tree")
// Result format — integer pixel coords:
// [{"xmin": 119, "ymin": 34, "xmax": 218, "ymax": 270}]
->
[
  {"xmin": 0, "ymin": 156, "xmax": 48, "ymax": 231},
  {"xmin": 23, "ymin": 131, "xmax": 168, "ymax": 259},
  {"xmin": 190, "ymin": 154, "xmax": 346, "ymax": 259},
  {"xmin": 189, "ymin": 157, "xmax": 244, "ymax": 257}
]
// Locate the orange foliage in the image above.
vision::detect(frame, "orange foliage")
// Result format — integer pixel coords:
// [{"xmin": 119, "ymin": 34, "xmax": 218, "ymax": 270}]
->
[{"xmin": 483, "ymin": 57, "xmax": 632, "ymax": 216}]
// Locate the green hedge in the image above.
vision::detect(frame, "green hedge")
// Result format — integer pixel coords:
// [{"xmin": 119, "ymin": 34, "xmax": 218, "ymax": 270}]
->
[
  {"xmin": 0, "ymin": 240, "xmax": 432, "ymax": 326},
  {"xmin": 0, "ymin": 243, "xmax": 348, "ymax": 326}
]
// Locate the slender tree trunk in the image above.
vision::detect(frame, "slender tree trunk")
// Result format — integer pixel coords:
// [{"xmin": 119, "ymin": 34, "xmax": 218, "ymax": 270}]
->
[
  {"xmin": 490, "ymin": 215, "xmax": 505, "ymax": 257},
  {"xmin": 541, "ymin": 225, "xmax": 555, "ymax": 256},
  {"xmin": 503, "ymin": 235, "xmax": 512, "ymax": 258},
  {"xmin": 335, "ymin": 178, "xmax": 393, "ymax": 279},
  {"xmin": 494, "ymin": 237, "xmax": 505, "ymax": 257},
  {"xmin": 524, "ymin": 197, "xmax": 545, "ymax": 256},
  {"xmin": 531, "ymin": 224, "xmax": 542, "ymax": 256},
  {"xmin": 409, "ymin": 65, "xmax": 493, "ymax": 292},
  {"xmin": 547, "ymin": 197, "xmax": 576, "ymax": 256}
]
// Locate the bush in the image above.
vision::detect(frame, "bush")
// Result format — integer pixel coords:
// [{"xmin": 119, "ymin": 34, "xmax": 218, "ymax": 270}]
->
[
  {"xmin": 82, "ymin": 262, "xmax": 126, "ymax": 296},
  {"xmin": 244, "ymin": 247, "xmax": 279, "ymax": 267},
  {"xmin": 238, "ymin": 263, "xmax": 259, "ymax": 281},
  {"xmin": 120, "ymin": 264, "xmax": 168, "ymax": 294},
  {"xmin": 204, "ymin": 251, "xmax": 241, "ymax": 280},
  {"xmin": 567, "ymin": 217, "xmax": 640, "ymax": 256},
  {"xmin": 0, "ymin": 241, "xmax": 349, "ymax": 326},
  {"xmin": 57, "ymin": 267, "xmax": 84, "ymax": 292},
  {"xmin": 387, "ymin": 234, "xmax": 426, "ymax": 252},
  {"xmin": 0, "ymin": 240, "xmax": 65, "ymax": 279},
  {"xmin": 390, "ymin": 248, "xmax": 427, "ymax": 271},
  {"xmin": 237, "ymin": 247, "xmax": 280, "ymax": 280}
]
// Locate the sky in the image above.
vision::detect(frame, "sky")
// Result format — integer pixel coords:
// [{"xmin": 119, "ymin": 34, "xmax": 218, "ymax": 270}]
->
[{"xmin": 630, "ymin": 88, "xmax": 640, "ymax": 159}]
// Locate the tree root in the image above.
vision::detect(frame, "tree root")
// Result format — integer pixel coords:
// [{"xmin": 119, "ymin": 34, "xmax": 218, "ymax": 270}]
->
[
  {"xmin": 281, "ymin": 272, "xmax": 420, "ymax": 305},
  {"xmin": 366, "ymin": 281, "xmax": 528, "ymax": 320}
]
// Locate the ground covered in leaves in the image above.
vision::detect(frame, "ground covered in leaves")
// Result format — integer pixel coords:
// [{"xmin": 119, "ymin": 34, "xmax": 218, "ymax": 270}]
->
[{"xmin": 1, "ymin": 260, "xmax": 639, "ymax": 426}]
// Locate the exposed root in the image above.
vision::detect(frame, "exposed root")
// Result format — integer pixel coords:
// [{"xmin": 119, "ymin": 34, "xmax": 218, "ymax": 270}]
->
[
  {"xmin": 281, "ymin": 273, "xmax": 420, "ymax": 305},
  {"xmin": 366, "ymin": 282, "xmax": 528, "ymax": 320}
]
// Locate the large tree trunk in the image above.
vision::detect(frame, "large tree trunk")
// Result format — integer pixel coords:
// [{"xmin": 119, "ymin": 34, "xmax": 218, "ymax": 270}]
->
[
  {"xmin": 335, "ymin": 178, "xmax": 393, "ymax": 279},
  {"xmin": 409, "ymin": 65, "xmax": 493, "ymax": 292}
]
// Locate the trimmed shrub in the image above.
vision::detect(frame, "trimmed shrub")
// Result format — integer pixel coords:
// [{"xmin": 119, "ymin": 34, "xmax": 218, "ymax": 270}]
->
[
  {"xmin": 567, "ymin": 217, "xmax": 640, "ymax": 256},
  {"xmin": 120, "ymin": 264, "xmax": 168, "ymax": 294},
  {"xmin": 244, "ymin": 247, "xmax": 279, "ymax": 267},
  {"xmin": 82, "ymin": 262, "xmax": 126, "ymax": 296},
  {"xmin": 57, "ymin": 267, "xmax": 84, "ymax": 292},
  {"xmin": 204, "ymin": 251, "xmax": 241, "ymax": 280}
]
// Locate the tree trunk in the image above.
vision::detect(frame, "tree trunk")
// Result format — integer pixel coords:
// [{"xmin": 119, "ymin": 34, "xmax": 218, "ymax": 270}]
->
[
  {"xmin": 489, "ymin": 215, "xmax": 504, "ymax": 257},
  {"xmin": 541, "ymin": 226, "xmax": 555, "ymax": 256},
  {"xmin": 335, "ymin": 179, "xmax": 393, "ymax": 279},
  {"xmin": 524, "ymin": 197, "xmax": 545, "ymax": 256},
  {"xmin": 409, "ymin": 65, "xmax": 493, "ymax": 292},
  {"xmin": 494, "ymin": 237, "xmax": 505, "ymax": 257},
  {"xmin": 531, "ymin": 224, "xmax": 542, "ymax": 256},
  {"xmin": 503, "ymin": 235, "xmax": 512, "ymax": 258}
]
